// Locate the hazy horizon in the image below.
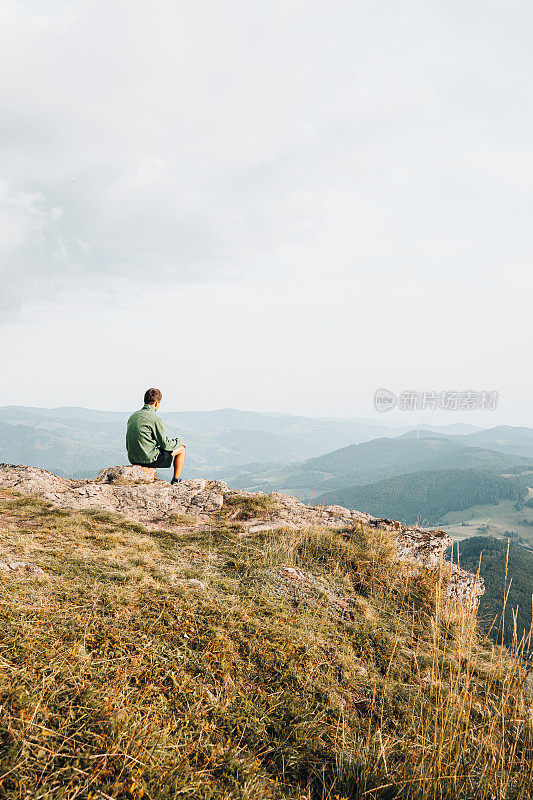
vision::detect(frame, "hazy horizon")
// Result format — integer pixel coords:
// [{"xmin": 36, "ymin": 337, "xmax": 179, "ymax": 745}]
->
[{"xmin": 0, "ymin": 400, "xmax": 528, "ymax": 430}]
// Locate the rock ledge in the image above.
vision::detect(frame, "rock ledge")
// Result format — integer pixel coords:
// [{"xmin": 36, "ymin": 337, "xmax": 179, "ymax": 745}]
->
[{"xmin": 0, "ymin": 463, "xmax": 483, "ymax": 602}]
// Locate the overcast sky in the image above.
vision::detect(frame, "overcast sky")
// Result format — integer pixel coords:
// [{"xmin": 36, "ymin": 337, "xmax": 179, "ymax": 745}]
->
[{"xmin": 0, "ymin": 0, "xmax": 531, "ymax": 424}]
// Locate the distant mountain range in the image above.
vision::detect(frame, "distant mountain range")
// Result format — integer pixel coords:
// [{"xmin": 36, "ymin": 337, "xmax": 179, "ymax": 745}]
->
[
  {"xmin": 450, "ymin": 426, "xmax": 533, "ymax": 459},
  {"xmin": 1, "ymin": 407, "xmax": 532, "ymax": 526},
  {"xmin": 223, "ymin": 429, "xmax": 533, "ymax": 500},
  {"xmin": 0, "ymin": 404, "xmax": 484, "ymax": 479}
]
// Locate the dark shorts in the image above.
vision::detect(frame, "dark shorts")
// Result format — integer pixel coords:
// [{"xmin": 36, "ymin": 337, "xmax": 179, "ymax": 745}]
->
[{"xmin": 132, "ymin": 449, "xmax": 173, "ymax": 469}]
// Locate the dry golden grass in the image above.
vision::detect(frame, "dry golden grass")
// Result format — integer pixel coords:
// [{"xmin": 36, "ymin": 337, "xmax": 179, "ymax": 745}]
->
[
  {"xmin": 0, "ymin": 488, "xmax": 532, "ymax": 799},
  {"xmin": 216, "ymin": 493, "xmax": 277, "ymax": 522}
]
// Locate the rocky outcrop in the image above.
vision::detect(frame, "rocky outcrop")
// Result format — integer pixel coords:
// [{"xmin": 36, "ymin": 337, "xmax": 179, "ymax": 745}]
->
[
  {"xmin": 0, "ymin": 464, "xmax": 229, "ymax": 524},
  {"xmin": 0, "ymin": 464, "xmax": 483, "ymax": 602}
]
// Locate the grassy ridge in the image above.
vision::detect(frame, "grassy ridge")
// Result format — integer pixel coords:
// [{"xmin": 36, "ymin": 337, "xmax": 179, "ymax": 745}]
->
[{"xmin": 0, "ymin": 490, "xmax": 532, "ymax": 799}]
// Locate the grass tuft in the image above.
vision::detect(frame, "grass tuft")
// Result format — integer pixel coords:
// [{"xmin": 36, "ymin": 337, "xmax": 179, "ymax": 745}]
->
[{"xmin": 218, "ymin": 493, "xmax": 276, "ymax": 521}]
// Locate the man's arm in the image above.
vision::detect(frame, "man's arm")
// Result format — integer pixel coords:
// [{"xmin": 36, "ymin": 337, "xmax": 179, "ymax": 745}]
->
[{"xmin": 153, "ymin": 416, "xmax": 185, "ymax": 452}]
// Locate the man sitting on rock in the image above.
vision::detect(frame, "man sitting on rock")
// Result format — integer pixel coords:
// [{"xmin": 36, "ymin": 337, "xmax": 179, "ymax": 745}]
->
[{"xmin": 126, "ymin": 388, "xmax": 186, "ymax": 485}]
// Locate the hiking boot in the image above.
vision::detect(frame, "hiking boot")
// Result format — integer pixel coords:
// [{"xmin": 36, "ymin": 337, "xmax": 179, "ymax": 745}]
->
[{"xmin": 171, "ymin": 478, "xmax": 182, "ymax": 486}]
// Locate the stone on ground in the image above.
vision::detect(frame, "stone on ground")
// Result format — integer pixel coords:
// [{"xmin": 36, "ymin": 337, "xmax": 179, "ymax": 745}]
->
[{"xmin": 96, "ymin": 465, "xmax": 158, "ymax": 484}]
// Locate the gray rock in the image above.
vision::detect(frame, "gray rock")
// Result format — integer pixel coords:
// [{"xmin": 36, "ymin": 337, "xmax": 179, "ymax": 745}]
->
[{"xmin": 96, "ymin": 465, "xmax": 158, "ymax": 484}]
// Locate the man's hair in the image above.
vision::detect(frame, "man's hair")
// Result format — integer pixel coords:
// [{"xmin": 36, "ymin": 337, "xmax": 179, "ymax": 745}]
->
[{"xmin": 144, "ymin": 387, "xmax": 162, "ymax": 405}]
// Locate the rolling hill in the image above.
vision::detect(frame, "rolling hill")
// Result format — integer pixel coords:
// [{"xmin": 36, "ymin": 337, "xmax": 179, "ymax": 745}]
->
[
  {"xmin": 452, "ymin": 426, "xmax": 533, "ymax": 459},
  {"xmin": 226, "ymin": 433, "xmax": 531, "ymax": 500},
  {"xmin": 315, "ymin": 469, "xmax": 528, "ymax": 526}
]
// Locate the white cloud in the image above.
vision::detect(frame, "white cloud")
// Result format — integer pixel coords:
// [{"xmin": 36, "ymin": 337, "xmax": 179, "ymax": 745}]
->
[{"xmin": 0, "ymin": 0, "xmax": 531, "ymax": 414}]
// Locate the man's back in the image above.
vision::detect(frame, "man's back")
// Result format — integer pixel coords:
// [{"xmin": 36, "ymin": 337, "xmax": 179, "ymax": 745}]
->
[
  {"xmin": 126, "ymin": 389, "xmax": 186, "ymax": 482},
  {"xmin": 126, "ymin": 403, "xmax": 182, "ymax": 465},
  {"xmin": 126, "ymin": 405, "xmax": 159, "ymax": 465}
]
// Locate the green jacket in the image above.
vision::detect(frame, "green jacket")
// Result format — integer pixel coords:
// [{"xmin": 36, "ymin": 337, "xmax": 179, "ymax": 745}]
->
[{"xmin": 126, "ymin": 404, "xmax": 184, "ymax": 465}]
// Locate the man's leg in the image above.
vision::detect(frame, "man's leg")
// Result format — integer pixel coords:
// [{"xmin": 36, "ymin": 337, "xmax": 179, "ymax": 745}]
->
[{"xmin": 172, "ymin": 445, "xmax": 186, "ymax": 480}]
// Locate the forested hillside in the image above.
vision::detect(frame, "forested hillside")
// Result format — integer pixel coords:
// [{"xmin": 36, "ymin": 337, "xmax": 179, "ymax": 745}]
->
[
  {"xmin": 227, "ymin": 435, "xmax": 529, "ymax": 499},
  {"xmin": 317, "ymin": 469, "xmax": 528, "ymax": 525},
  {"xmin": 303, "ymin": 436, "xmax": 460, "ymax": 478},
  {"xmin": 448, "ymin": 536, "xmax": 533, "ymax": 651}
]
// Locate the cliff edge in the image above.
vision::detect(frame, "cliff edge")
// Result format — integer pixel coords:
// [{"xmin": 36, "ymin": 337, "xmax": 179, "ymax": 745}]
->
[{"xmin": 0, "ymin": 463, "xmax": 482, "ymax": 601}]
